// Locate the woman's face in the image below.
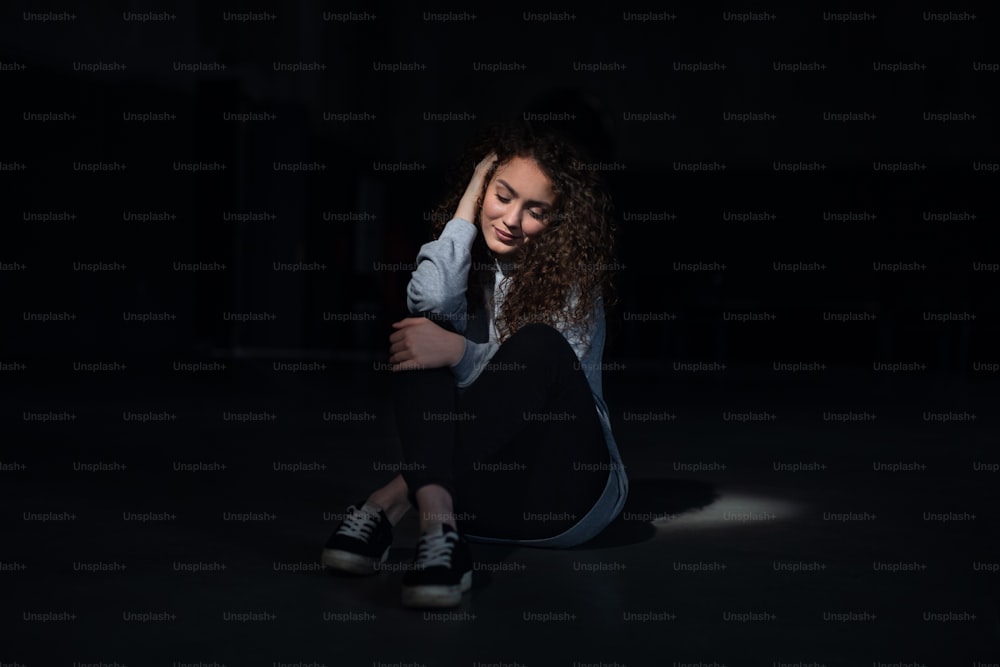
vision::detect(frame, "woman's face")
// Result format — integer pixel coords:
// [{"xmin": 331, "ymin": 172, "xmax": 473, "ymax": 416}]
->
[{"xmin": 479, "ymin": 156, "xmax": 555, "ymax": 257}]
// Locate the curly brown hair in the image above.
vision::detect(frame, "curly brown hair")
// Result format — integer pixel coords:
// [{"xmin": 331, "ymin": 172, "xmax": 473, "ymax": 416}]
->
[{"xmin": 427, "ymin": 121, "xmax": 619, "ymax": 344}]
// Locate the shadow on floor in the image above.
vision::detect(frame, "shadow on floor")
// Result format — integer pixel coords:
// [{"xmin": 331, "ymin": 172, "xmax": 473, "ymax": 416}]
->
[{"xmin": 573, "ymin": 477, "xmax": 719, "ymax": 549}]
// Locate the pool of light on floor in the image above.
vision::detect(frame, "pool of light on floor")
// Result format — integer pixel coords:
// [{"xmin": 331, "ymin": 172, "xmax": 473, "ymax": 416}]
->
[{"xmin": 648, "ymin": 489, "xmax": 807, "ymax": 532}]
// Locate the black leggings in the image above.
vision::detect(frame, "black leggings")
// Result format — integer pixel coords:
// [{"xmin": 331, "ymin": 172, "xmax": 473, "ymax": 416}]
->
[{"xmin": 393, "ymin": 322, "xmax": 610, "ymax": 541}]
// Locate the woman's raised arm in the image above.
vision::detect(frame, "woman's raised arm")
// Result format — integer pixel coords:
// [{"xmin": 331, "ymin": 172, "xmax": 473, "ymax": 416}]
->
[{"xmin": 405, "ymin": 153, "xmax": 497, "ymax": 329}]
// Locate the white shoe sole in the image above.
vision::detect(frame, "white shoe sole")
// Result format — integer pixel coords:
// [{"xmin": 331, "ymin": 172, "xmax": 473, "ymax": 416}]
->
[
  {"xmin": 401, "ymin": 571, "xmax": 472, "ymax": 608},
  {"xmin": 321, "ymin": 546, "xmax": 390, "ymax": 575}
]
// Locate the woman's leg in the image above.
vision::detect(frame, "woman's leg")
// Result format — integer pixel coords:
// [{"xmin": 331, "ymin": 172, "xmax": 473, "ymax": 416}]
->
[
  {"xmin": 451, "ymin": 323, "xmax": 610, "ymax": 541},
  {"xmin": 391, "ymin": 322, "xmax": 609, "ymax": 540},
  {"xmin": 390, "ymin": 358, "xmax": 475, "ymax": 607},
  {"xmin": 391, "ymin": 360, "xmax": 464, "ymax": 530},
  {"xmin": 364, "ymin": 473, "xmax": 412, "ymax": 526}
]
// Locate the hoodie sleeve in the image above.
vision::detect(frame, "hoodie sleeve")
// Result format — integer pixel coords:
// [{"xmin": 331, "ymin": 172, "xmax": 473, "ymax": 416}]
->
[
  {"xmin": 449, "ymin": 337, "xmax": 500, "ymax": 388},
  {"xmin": 405, "ymin": 217, "xmax": 478, "ymax": 333}
]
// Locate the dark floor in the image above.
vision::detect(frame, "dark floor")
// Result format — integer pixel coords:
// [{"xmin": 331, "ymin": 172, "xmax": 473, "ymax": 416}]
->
[{"xmin": 3, "ymin": 361, "xmax": 998, "ymax": 665}]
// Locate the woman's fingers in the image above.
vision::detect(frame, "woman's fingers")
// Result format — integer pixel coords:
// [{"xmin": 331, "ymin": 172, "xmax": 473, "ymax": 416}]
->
[
  {"xmin": 475, "ymin": 152, "xmax": 498, "ymax": 174},
  {"xmin": 389, "ymin": 344, "xmax": 411, "ymax": 362},
  {"xmin": 389, "ymin": 323, "xmax": 415, "ymax": 363},
  {"xmin": 389, "ymin": 317, "xmax": 427, "ymax": 344}
]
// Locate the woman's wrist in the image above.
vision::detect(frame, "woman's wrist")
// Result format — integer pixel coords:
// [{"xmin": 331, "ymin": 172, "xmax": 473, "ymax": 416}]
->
[
  {"xmin": 454, "ymin": 153, "xmax": 496, "ymax": 225},
  {"xmin": 454, "ymin": 209, "xmax": 475, "ymax": 225},
  {"xmin": 454, "ymin": 192, "xmax": 479, "ymax": 224}
]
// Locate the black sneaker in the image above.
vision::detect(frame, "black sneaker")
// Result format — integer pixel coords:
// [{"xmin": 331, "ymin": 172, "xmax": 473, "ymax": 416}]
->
[
  {"xmin": 321, "ymin": 501, "xmax": 393, "ymax": 575},
  {"xmin": 401, "ymin": 523, "xmax": 473, "ymax": 608}
]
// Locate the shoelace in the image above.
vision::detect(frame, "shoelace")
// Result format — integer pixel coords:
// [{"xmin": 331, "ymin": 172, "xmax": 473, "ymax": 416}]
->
[
  {"xmin": 336, "ymin": 506, "xmax": 379, "ymax": 540},
  {"xmin": 414, "ymin": 529, "xmax": 458, "ymax": 568}
]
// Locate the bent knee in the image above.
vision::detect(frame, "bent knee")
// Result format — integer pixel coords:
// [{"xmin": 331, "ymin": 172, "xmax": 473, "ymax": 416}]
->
[
  {"xmin": 502, "ymin": 322, "xmax": 575, "ymax": 361},
  {"xmin": 509, "ymin": 322, "xmax": 564, "ymax": 346}
]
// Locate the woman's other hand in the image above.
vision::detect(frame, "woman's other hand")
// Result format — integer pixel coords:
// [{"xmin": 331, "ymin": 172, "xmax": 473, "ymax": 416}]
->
[{"xmin": 388, "ymin": 317, "xmax": 465, "ymax": 371}]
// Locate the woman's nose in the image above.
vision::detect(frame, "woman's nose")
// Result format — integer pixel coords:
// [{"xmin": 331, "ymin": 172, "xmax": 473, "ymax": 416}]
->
[{"xmin": 503, "ymin": 206, "xmax": 522, "ymax": 228}]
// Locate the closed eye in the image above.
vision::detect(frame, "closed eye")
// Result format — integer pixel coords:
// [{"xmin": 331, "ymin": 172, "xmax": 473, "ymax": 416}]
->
[{"xmin": 496, "ymin": 193, "xmax": 547, "ymax": 221}]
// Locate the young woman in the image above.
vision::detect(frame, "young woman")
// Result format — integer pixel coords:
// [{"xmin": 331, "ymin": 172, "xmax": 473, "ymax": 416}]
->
[{"xmin": 322, "ymin": 121, "xmax": 629, "ymax": 608}]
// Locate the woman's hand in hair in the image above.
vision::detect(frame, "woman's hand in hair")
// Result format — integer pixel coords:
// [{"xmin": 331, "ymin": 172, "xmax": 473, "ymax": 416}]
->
[
  {"xmin": 454, "ymin": 152, "xmax": 498, "ymax": 225},
  {"xmin": 388, "ymin": 317, "xmax": 465, "ymax": 371}
]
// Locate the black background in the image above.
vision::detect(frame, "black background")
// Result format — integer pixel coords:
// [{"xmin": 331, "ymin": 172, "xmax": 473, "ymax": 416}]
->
[{"xmin": 3, "ymin": 3, "xmax": 998, "ymax": 665}]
